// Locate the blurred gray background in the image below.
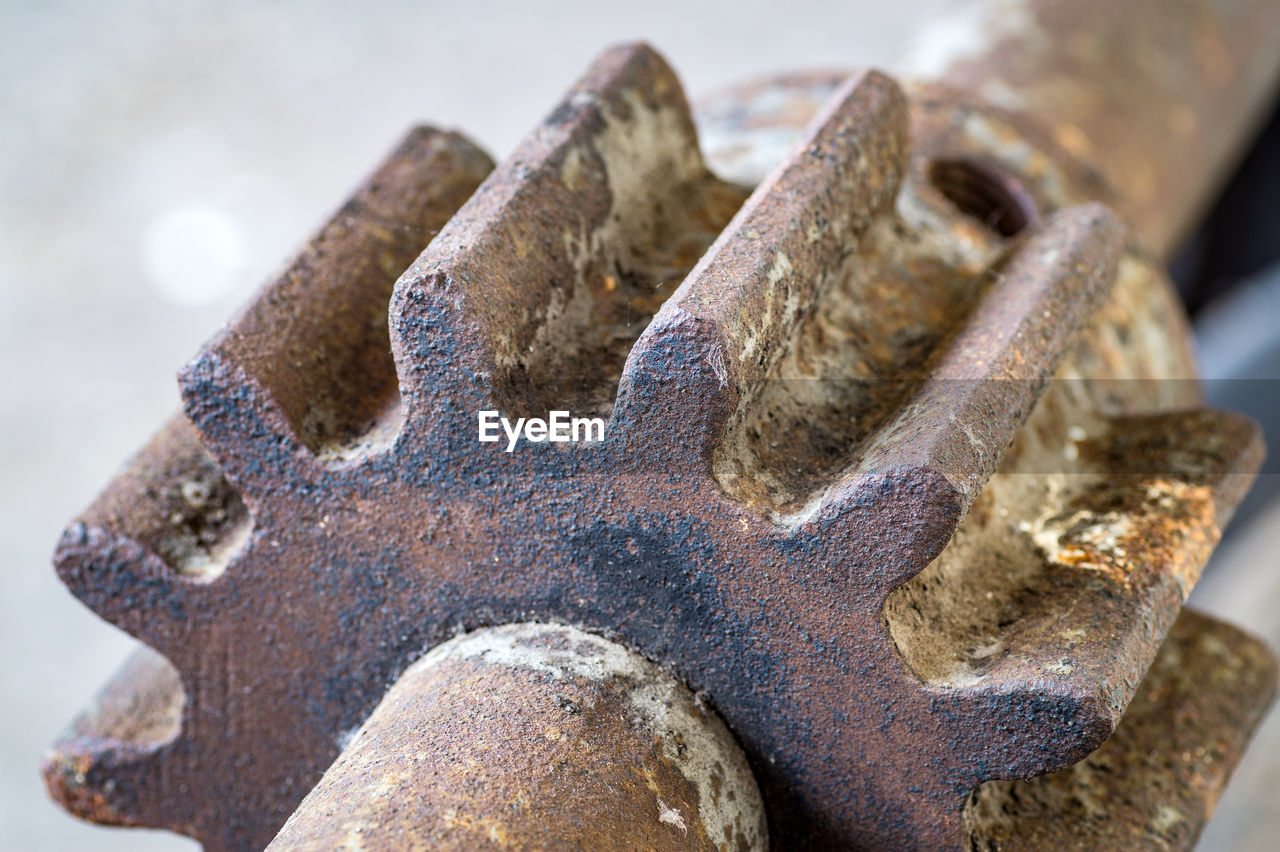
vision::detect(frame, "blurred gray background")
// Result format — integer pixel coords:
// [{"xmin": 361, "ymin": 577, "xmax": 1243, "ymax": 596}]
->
[{"xmin": 1, "ymin": 1, "xmax": 1275, "ymax": 849}]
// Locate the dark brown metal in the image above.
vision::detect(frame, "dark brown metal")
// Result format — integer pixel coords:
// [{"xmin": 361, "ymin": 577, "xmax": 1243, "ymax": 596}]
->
[
  {"xmin": 266, "ymin": 623, "xmax": 767, "ymax": 851},
  {"xmin": 42, "ymin": 2, "xmax": 1280, "ymax": 848}
]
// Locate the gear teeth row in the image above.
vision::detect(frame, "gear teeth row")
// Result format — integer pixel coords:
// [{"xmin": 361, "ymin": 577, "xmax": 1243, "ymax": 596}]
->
[{"xmin": 46, "ymin": 42, "xmax": 1270, "ymax": 850}]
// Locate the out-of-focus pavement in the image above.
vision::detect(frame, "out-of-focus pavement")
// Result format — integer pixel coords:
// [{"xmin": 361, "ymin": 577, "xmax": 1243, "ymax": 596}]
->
[{"xmin": 0, "ymin": 1, "xmax": 1275, "ymax": 849}]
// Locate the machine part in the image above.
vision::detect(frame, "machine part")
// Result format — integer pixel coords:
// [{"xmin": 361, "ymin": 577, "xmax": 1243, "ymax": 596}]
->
[
  {"xmin": 965, "ymin": 610, "xmax": 1276, "ymax": 851},
  {"xmin": 894, "ymin": 0, "xmax": 1280, "ymax": 259},
  {"xmin": 266, "ymin": 623, "xmax": 767, "ymax": 852},
  {"xmin": 43, "ymin": 0, "xmax": 1280, "ymax": 848}
]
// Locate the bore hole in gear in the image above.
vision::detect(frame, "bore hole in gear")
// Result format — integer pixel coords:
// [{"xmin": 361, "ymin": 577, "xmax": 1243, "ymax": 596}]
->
[{"xmin": 928, "ymin": 158, "xmax": 1035, "ymax": 237}]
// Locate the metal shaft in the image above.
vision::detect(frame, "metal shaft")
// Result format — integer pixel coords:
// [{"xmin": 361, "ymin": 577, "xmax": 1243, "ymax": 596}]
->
[
  {"xmin": 266, "ymin": 624, "xmax": 767, "ymax": 851},
  {"xmin": 897, "ymin": 0, "xmax": 1280, "ymax": 256}
]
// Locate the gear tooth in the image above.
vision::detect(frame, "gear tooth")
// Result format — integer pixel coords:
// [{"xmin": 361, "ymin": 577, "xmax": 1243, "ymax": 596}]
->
[
  {"xmin": 708, "ymin": 193, "xmax": 1121, "ymax": 525},
  {"xmin": 609, "ymin": 307, "xmax": 737, "ymax": 472},
  {"xmin": 959, "ymin": 680, "xmax": 1119, "ymax": 781},
  {"xmin": 388, "ymin": 43, "xmax": 747, "ymax": 441},
  {"xmin": 54, "ymin": 525, "xmax": 208, "ymax": 653},
  {"xmin": 965, "ymin": 610, "xmax": 1279, "ymax": 848},
  {"xmin": 800, "ymin": 464, "xmax": 966, "ymax": 592},
  {"xmin": 886, "ymin": 403, "xmax": 1263, "ymax": 787},
  {"xmin": 182, "ymin": 127, "xmax": 491, "ymax": 477},
  {"xmin": 616, "ymin": 70, "xmax": 909, "ymax": 461},
  {"xmin": 54, "ymin": 415, "xmax": 241, "ymax": 650},
  {"xmin": 845, "ymin": 203, "xmax": 1125, "ymax": 510},
  {"xmin": 42, "ymin": 648, "xmax": 189, "ymax": 833},
  {"xmin": 178, "ymin": 351, "xmax": 309, "ymax": 490}
]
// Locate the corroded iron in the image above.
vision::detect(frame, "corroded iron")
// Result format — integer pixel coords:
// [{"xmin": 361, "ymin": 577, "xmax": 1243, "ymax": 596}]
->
[
  {"xmin": 966, "ymin": 610, "xmax": 1278, "ymax": 850},
  {"xmin": 267, "ymin": 623, "xmax": 767, "ymax": 851},
  {"xmin": 43, "ymin": 0, "xmax": 1280, "ymax": 848},
  {"xmin": 896, "ymin": 0, "xmax": 1280, "ymax": 258}
]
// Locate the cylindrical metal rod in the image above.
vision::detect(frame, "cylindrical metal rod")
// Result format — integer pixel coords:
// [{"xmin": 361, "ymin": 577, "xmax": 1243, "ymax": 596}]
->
[
  {"xmin": 897, "ymin": 0, "xmax": 1280, "ymax": 257},
  {"xmin": 266, "ymin": 623, "xmax": 768, "ymax": 851}
]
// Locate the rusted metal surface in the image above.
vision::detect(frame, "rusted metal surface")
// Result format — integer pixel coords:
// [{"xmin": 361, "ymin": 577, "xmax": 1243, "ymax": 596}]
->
[
  {"xmin": 43, "ymin": 3, "xmax": 1280, "ymax": 849},
  {"xmin": 965, "ymin": 609, "xmax": 1279, "ymax": 850},
  {"xmin": 267, "ymin": 623, "xmax": 767, "ymax": 851},
  {"xmin": 42, "ymin": 647, "xmax": 184, "ymax": 830},
  {"xmin": 704, "ymin": 0, "xmax": 1280, "ymax": 260},
  {"xmin": 897, "ymin": 0, "xmax": 1280, "ymax": 259}
]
